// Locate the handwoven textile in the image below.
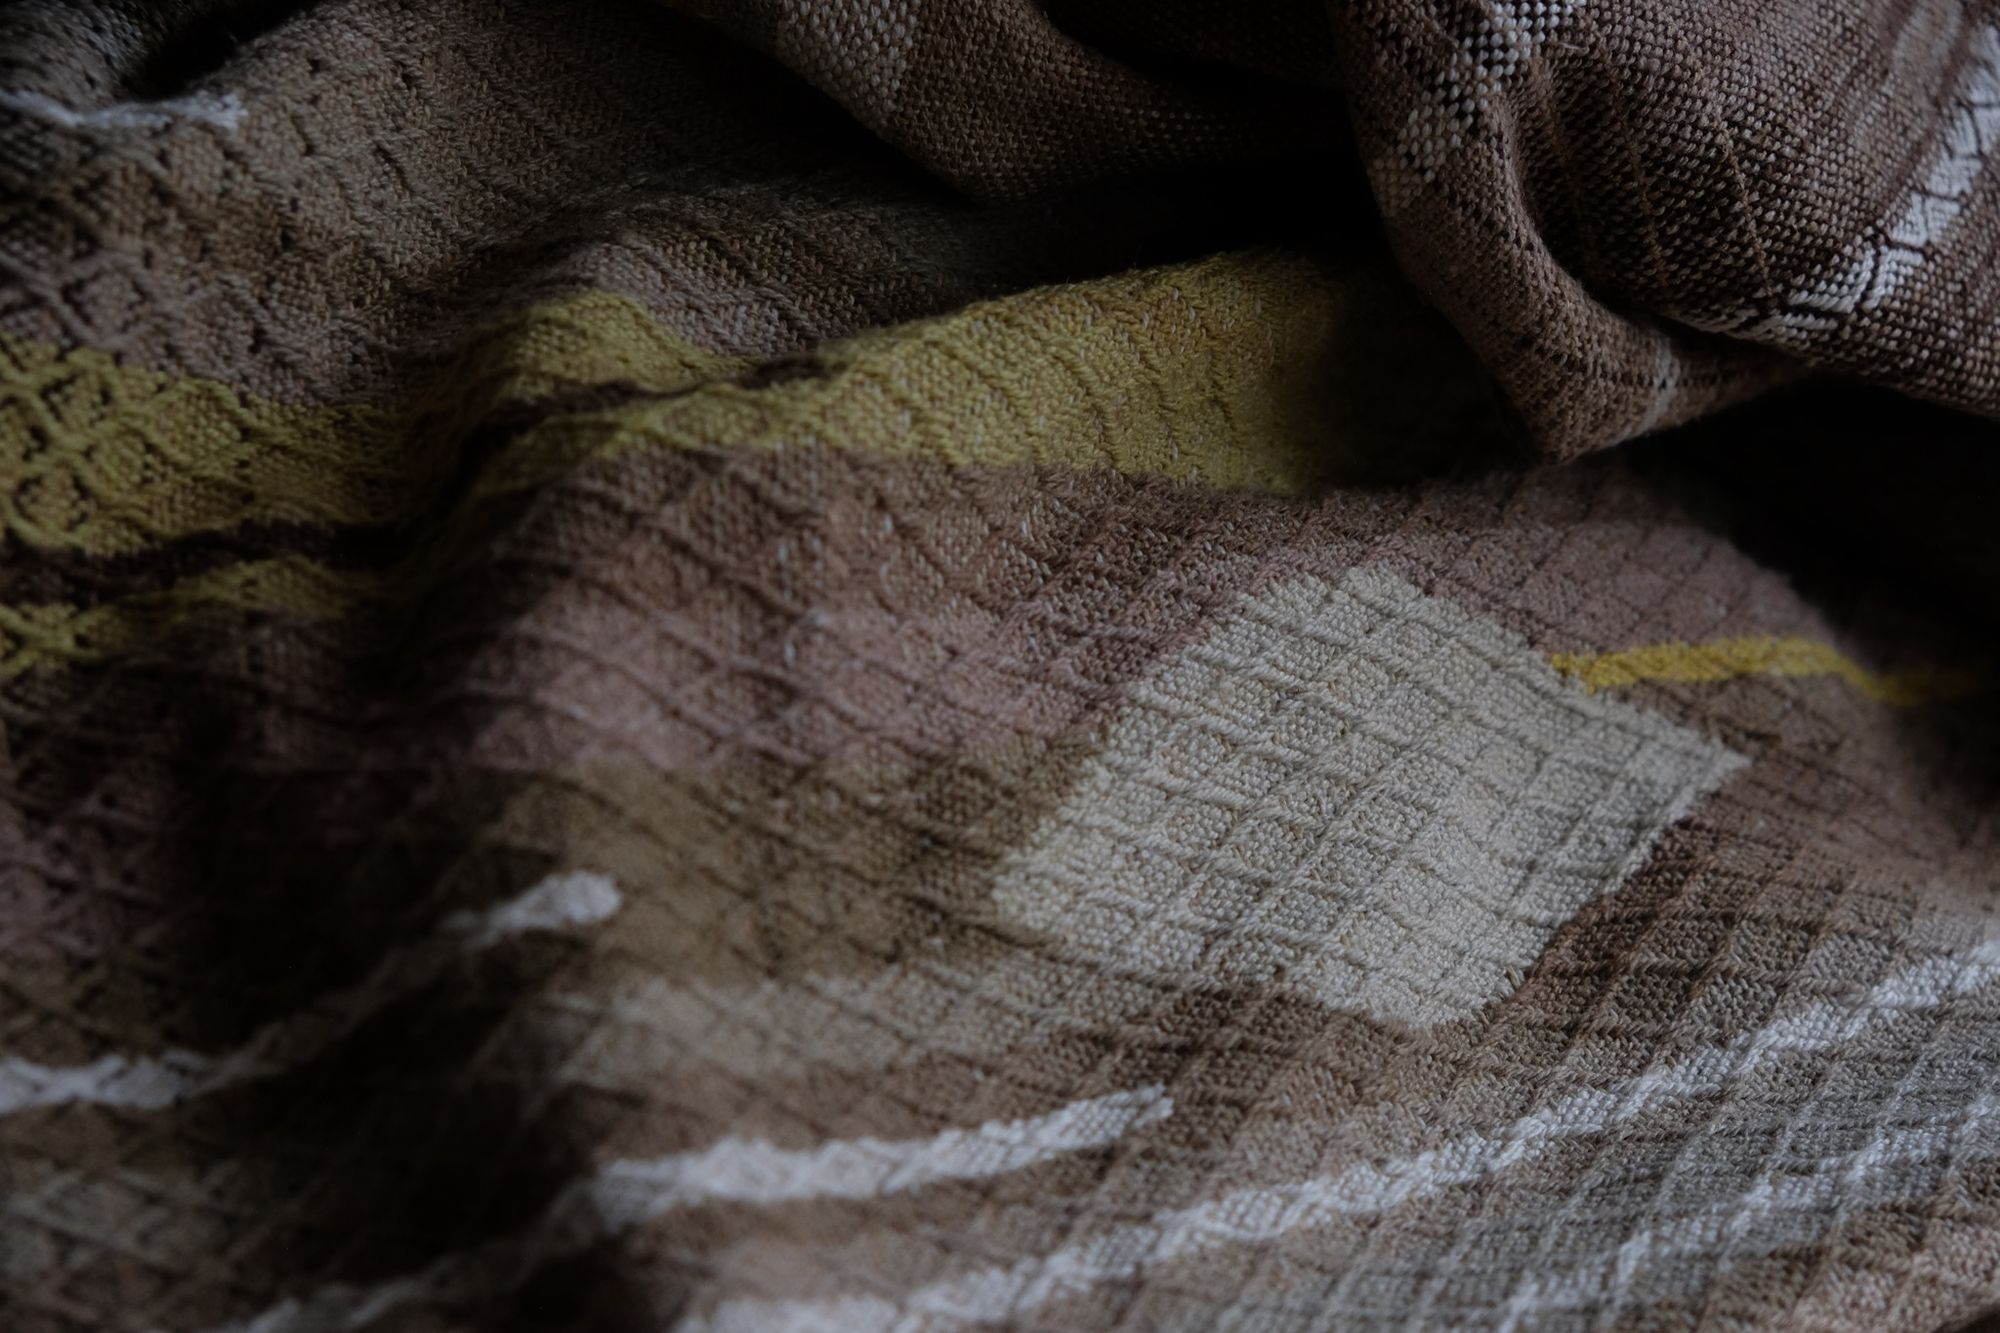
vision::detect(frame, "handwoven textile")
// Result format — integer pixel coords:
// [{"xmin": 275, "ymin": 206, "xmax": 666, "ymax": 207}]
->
[{"xmin": 5, "ymin": 2, "xmax": 2000, "ymax": 1331}]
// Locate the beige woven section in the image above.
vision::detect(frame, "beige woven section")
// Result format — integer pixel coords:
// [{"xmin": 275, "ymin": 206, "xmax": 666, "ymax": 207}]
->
[{"xmin": 4, "ymin": 3, "xmax": 2000, "ymax": 1332}]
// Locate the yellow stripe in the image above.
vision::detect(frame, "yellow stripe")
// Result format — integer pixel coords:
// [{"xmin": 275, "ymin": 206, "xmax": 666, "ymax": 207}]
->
[
  {"xmin": 470, "ymin": 256, "xmax": 1355, "ymax": 502},
  {"xmin": 0, "ymin": 557, "xmax": 377, "ymax": 679},
  {"xmin": 0, "ymin": 254, "xmax": 1479, "ymax": 558},
  {"xmin": 0, "ymin": 253, "xmax": 1488, "ymax": 676},
  {"xmin": 1550, "ymin": 635, "xmax": 1983, "ymax": 707},
  {"xmin": 0, "ymin": 291, "xmax": 744, "ymax": 557}
]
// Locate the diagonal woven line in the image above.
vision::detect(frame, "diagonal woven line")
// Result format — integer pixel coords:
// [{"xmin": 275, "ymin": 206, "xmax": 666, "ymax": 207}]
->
[
  {"xmin": 1495, "ymin": 1081, "xmax": 2000, "ymax": 1324},
  {"xmin": 200, "ymin": 1085, "xmax": 1173, "ymax": 1333},
  {"xmin": 1550, "ymin": 634, "xmax": 1986, "ymax": 707},
  {"xmin": 685, "ymin": 935, "xmax": 2000, "ymax": 1331},
  {"xmin": 1686, "ymin": 22, "xmax": 2000, "ymax": 348},
  {"xmin": 0, "ymin": 871, "xmax": 621, "ymax": 1115}
]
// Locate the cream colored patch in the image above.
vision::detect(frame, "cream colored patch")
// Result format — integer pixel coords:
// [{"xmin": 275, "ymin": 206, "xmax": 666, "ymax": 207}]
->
[{"xmin": 989, "ymin": 566, "xmax": 1745, "ymax": 1028}]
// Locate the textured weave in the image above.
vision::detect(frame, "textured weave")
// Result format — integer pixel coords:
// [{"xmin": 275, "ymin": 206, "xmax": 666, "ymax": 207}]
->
[
  {"xmin": 5, "ymin": 3, "xmax": 2000, "ymax": 1332},
  {"xmin": 671, "ymin": 0, "xmax": 2000, "ymax": 456}
]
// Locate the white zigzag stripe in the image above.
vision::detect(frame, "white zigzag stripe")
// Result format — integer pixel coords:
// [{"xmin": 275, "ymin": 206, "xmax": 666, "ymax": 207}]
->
[{"xmin": 1694, "ymin": 23, "xmax": 2000, "ymax": 346}]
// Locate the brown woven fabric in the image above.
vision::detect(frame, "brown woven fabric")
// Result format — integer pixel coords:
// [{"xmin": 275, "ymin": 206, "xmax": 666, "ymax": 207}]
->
[
  {"xmin": 6, "ymin": 3, "xmax": 2000, "ymax": 1332},
  {"xmin": 667, "ymin": 0, "xmax": 2000, "ymax": 456},
  {"xmin": 660, "ymin": 0, "xmax": 1340, "ymax": 201}
]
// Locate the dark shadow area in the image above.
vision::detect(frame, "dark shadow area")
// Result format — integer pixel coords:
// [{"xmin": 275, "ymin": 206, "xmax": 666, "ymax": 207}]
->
[
  {"xmin": 1628, "ymin": 381, "xmax": 2000, "ymax": 642},
  {"xmin": 130, "ymin": 0, "xmax": 314, "ymax": 99}
]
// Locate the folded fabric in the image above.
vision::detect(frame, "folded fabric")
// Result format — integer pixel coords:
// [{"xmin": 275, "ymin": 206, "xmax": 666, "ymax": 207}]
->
[
  {"xmin": 675, "ymin": 0, "xmax": 2000, "ymax": 454},
  {"xmin": 4, "ymin": 4, "xmax": 2000, "ymax": 1332}
]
